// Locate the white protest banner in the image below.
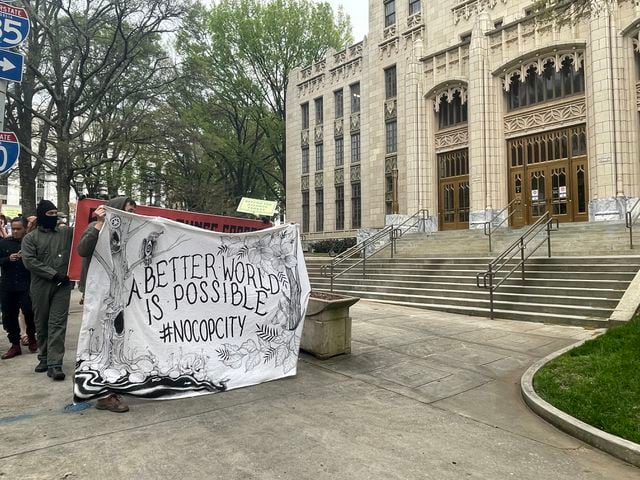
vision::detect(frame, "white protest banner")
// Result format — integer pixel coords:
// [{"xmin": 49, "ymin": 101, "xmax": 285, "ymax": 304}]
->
[{"xmin": 74, "ymin": 208, "xmax": 310, "ymax": 401}]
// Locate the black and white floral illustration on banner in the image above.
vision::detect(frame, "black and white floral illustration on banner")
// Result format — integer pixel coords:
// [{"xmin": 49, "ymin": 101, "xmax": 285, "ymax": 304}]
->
[
  {"xmin": 215, "ymin": 227, "xmax": 305, "ymax": 375},
  {"xmin": 75, "ymin": 209, "xmax": 227, "ymax": 401}
]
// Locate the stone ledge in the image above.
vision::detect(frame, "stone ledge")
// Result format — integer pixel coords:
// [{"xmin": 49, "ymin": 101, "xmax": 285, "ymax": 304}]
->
[{"xmin": 521, "ymin": 337, "xmax": 640, "ymax": 468}]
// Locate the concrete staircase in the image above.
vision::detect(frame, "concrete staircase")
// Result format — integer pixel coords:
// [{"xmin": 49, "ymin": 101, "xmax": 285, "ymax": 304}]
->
[
  {"xmin": 307, "ymin": 222, "xmax": 640, "ymax": 327},
  {"xmin": 395, "ymin": 220, "xmax": 637, "ymax": 257}
]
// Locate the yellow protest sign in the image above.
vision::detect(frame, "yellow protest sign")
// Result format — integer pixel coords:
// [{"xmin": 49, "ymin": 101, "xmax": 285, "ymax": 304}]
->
[{"xmin": 236, "ymin": 197, "xmax": 277, "ymax": 217}]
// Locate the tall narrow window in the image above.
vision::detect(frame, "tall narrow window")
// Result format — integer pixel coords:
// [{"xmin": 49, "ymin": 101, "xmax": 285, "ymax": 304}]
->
[
  {"xmin": 301, "ymin": 103, "xmax": 309, "ymax": 129},
  {"xmin": 384, "ymin": 0, "xmax": 396, "ymax": 27},
  {"xmin": 350, "ymin": 83, "xmax": 360, "ymax": 113},
  {"xmin": 315, "ymin": 143, "xmax": 324, "ymax": 170},
  {"xmin": 315, "ymin": 188, "xmax": 324, "ymax": 232},
  {"xmin": 350, "ymin": 133, "xmax": 361, "ymax": 163},
  {"xmin": 438, "ymin": 91, "xmax": 468, "ymax": 129},
  {"xmin": 334, "ymin": 89, "xmax": 343, "ymax": 118},
  {"xmin": 351, "ymin": 182, "xmax": 361, "ymax": 229},
  {"xmin": 409, "ymin": 0, "xmax": 421, "ymax": 15},
  {"xmin": 302, "ymin": 147, "xmax": 309, "ymax": 174},
  {"xmin": 335, "ymin": 185, "xmax": 344, "ymax": 230},
  {"xmin": 315, "ymin": 97, "xmax": 323, "ymax": 124},
  {"xmin": 302, "ymin": 191, "xmax": 309, "ymax": 233},
  {"xmin": 335, "ymin": 137, "xmax": 344, "ymax": 166},
  {"xmin": 386, "ymin": 121, "xmax": 397, "ymax": 154},
  {"xmin": 384, "ymin": 66, "xmax": 397, "ymax": 99}
]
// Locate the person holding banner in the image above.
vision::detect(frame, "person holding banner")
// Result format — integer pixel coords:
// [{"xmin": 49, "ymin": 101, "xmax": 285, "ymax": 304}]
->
[
  {"xmin": 0, "ymin": 217, "xmax": 37, "ymax": 359},
  {"xmin": 21, "ymin": 200, "xmax": 74, "ymax": 381},
  {"xmin": 77, "ymin": 196, "xmax": 136, "ymax": 413}
]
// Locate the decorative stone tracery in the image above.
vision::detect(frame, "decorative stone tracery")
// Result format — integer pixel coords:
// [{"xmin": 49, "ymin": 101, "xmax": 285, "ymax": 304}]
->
[
  {"xmin": 503, "ymin": 98, "xmax": 586, "ymax": 137},
  {"xmin": 350, "ymin": 113, "xmax": 360, "ymax": 132},
  {"xmin": 384, "ymin": 98, "xmax": 397, "ymax": 120},
  {"xmin": 452, "ymin": 0, "xmax": 507, "ymax": 24},
  {"xmin": 334, "ymin": 168, "xmax": 344, "ymax": 185},
  {"xmin": 499, "ymin": 50, "xmax": 585, "ymax": 92},
  {"xmin": 301, "ymin": 129, "xmax": 309, "ymax": 147},
  {"xmin": 350, "ymin": 165, "xmax": 361, "ymax": 183},
  {"xmin": 315, "ymin": 172, "xmax": 323, "ymax": 188},
  {"xmin": 301, "ymin": 175, "xmax": 309, "ymax": 191},
  {"xmin": 435, "ymin": 126, "xmax": 469, "ymax": 152},
  {"xmin": 430, "ymin": 84, "xmax": 468, "ymax": 112}
]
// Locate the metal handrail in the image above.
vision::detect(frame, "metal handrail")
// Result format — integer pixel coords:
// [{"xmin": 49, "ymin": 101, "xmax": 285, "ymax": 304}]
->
[
  {"xmin": 476, "ymin": 211, "xmax": 559, "ymax": 319},
  {"xmin": 320, "ymin": 209, "xmax": 431, "ymax": 291},
  {"xmin": 625, "ymin": 198, "xmax": 640, "ymax": 249},
  {"xmin": 482, "ymin": 199, "xmax": 522, "ymax": 252}
]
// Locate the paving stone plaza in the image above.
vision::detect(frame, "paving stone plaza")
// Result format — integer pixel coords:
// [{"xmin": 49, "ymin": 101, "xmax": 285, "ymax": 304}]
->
[{"xmin": 0, "ymin": 292, "xmax": 637, "ymax": 479}]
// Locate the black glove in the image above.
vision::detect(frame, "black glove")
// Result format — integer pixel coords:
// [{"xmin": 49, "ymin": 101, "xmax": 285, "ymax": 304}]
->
[{"xmin": 52, "ymin": 273, "xmax": 70, "ymax": 286}]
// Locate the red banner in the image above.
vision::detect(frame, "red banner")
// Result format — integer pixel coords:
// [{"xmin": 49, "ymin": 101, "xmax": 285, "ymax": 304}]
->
[{"xmin": 68, "ymin": 198, "xmax": 271, "ymax": 280}]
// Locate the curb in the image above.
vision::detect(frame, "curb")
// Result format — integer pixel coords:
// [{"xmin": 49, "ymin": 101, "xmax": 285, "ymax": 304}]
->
[{"xmin": 521, "ymin": 338, "xmax": 640, "ymax": 468}]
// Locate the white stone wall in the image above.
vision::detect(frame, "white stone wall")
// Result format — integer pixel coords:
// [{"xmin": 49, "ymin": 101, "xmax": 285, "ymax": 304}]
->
[{"xmin": 286, "ymin": 0, "xmax": 640, "ymax": 237}]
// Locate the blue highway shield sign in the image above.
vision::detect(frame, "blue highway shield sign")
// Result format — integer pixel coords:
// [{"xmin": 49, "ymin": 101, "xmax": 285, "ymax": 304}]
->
[
  {"xmin": 0, "ymin": 3, "xmax": 29, "ymax": 49},
  {"xmin": 0, "ymin": 131, "xmax": 19, "ymax": 174}
]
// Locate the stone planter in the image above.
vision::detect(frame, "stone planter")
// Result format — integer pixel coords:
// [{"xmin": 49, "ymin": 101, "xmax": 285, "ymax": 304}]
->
[{"xmin": 301, "ymin": 292, "xmax": 359, "ymax": 359}]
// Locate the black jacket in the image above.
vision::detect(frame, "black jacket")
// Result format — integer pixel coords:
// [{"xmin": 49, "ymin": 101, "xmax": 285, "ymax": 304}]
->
[{"xmin": 0, "ymin": 236, "xmax": 31, "ymax": 292}]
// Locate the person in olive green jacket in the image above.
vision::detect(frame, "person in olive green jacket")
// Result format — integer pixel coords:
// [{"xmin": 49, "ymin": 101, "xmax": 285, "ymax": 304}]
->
[{"xmin": 21, "ymin": 200, "xmax": 73, "ymax": 381}]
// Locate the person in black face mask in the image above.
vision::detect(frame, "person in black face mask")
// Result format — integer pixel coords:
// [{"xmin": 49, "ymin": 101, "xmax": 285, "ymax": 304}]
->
[{"xmin": 21, "ymin": 200, "xmax": 74, "ymax": 381}]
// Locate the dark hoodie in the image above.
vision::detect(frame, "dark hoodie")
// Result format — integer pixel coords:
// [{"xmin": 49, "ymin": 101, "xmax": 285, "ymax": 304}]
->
[{"xmin": 77, "ymin": 196, "xmax": 133, "ymax": 293}]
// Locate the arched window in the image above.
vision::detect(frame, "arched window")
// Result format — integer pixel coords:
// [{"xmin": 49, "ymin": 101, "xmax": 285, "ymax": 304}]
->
[
  {"xmin": 507, "ymin": 57, "xmax": 584, "ymax": 111},
  {"xmin": 438, "ymin": 90, "xmax": 467, "ymax": 129}
]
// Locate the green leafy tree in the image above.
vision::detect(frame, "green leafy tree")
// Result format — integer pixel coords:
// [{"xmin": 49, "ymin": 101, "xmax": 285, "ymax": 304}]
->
[{"xmin": 176, "ymin": 0, "xmax": 352, "ymax": 211}]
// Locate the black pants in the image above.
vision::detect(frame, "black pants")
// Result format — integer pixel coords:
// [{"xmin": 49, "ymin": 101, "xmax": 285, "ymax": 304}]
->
[{"xmin": 1, "ymin": 289, "xmax": 35, "ymax": 345}]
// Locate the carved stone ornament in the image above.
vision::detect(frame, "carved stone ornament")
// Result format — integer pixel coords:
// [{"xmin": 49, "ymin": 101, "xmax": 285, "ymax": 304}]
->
[
  {"xmin": 334, "ymin": 118, "xmax": 344, "ymax": 138},
  {"xmin": 452, "ymin": 0, "xmax": 507, "ymax": 24},
  {"xmin": 501, "ymin": 50, "xmax": 585, "ymax": 92},
  {"xmin": 297, "ymin": 74, "xmax": 325, "ymax": 97},
  {"xmin": 301, "ymin": 175, "xmax": 309, "ymax": 191},
  {"xmin": 379, "ymin": 37, "xmax": 400, "ymax": 59},
  {"xmin": 503, "ymin": 98, "xmax": 587, "ymax": 137},
  {"xmin": 385, "ymin": 155, "xmax": 398, "ymax": 174},
  {"xmin": 435, "ymin": 126, "xmax": 469, "ymax": 152},
  {"xmin": 334, "ymin": 168, "xmax": 344, "ymax": 185},
  {"xmin": 315, "ymin": 172, "xmax": 324, "ymax": 188},
  {"xmin": 432, "ymin": 84, "xmax": 467, "ymax": 112},
  {"xmin": 314, "ymin": 124, "xmax": 323, "ymax": 143},
  {"xmin": 350, "ymin": 165, "xmax": 361, "ymax": 183},
  {"xmin": 637, "ymin": 82, "xmax": 640, "ymax": 111},
  {"xmin": 383, "ymin": 24, "xmax": 397, "ymax": 40},
  {"xmin": 407, "ymin": 12, "xmax": 422, "ymax": 29},
  {"xmin": 301, "ymin": 129, "xmax": 309, "ymax": 147},
  {"xmin": 384, "ymin": 98, "xmax": 397, "ymax": 120},
  {"xmin": 350, "ymin": 113, "xmax": 360, "ymax": 132},
  {"xmin": 330, "ymin": 58, "xmax": 362, "ymax": 84}
]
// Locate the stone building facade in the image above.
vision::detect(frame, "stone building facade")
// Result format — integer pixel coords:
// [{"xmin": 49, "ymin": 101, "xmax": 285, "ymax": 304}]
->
[{"xmin": 286, "ymin": 0, "xmax": 640, "ymax": 241}]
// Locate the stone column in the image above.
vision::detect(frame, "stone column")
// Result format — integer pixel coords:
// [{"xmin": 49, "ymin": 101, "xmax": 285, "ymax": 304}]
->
[
  {"xmin": 404, "ymin": 32, "xmax": 425, "ymax": 214},
  {"xmin": 467, "ymin": 12, "xmax": 508, "ymax": 229},
  {"xmin": 586, "ymin": 0, "xmax": 635, "ymax": 220}
]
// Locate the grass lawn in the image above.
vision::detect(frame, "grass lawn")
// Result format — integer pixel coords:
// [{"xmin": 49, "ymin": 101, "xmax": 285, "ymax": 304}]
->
[{"xmin": 533, "ymin": 316, "xmax": 640, "ymax": 444}]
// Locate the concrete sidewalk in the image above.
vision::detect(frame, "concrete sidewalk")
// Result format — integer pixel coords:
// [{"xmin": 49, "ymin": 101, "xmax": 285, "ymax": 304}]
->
[{"xmin": 0, "ymin": 291, "xmax": 638, "ymax": 479}]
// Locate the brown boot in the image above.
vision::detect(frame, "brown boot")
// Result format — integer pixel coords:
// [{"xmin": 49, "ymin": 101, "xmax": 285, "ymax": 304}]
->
[
  {"xmin": 1, "ymin": 344, "xmax": 22, "ymax": 359},
  {"xmin": 96, "ymin": 394, "xmax": 129, "ymax": 413},
  {"xmin": 27, "ymin": 336, "xmax": 38, "ymax": 353}
]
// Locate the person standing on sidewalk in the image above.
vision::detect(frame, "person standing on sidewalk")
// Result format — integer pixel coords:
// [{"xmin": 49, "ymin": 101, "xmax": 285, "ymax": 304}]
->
[
  {"xmin": 21, "ymin": 200, "xmax": 73, "ymax": 381},
  {"xmin": 77, "ymin": 196, "xmax": 136, "ymax": 412},
  {"xmin": 0, "ymin": 217, "xmax": 37, "ymax": 359}
]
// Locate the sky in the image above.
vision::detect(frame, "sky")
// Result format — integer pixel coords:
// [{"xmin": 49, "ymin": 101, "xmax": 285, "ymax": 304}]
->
[{"xmin": 324, "ymin": 0, "xmax": 368, "ymax": 41}]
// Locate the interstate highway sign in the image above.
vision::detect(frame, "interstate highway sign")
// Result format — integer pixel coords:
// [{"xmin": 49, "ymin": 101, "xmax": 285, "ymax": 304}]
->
[
  {"xmin": 0, "ymin": 47, "xmax": 22, "ymax": 82},
  {"xmin": 0, "ymin": 3, "xmax": 29, "ymax": 49},
  {"xmin": 0, "ymin": 131, "xmax": 20, "ymax": 174}
]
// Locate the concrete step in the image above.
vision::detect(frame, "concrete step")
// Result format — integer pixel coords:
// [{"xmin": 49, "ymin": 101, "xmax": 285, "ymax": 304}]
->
[
  {"xmin": 313, "ymin": 287, "xmax": 610, "ymax": 328},
  {"xmin": 309, "ymin": 278, "xmax": 625, "ymax": 298},
  {"xmin": 309, "ymin": 281, "xmax": 620, "ymax": 308}
]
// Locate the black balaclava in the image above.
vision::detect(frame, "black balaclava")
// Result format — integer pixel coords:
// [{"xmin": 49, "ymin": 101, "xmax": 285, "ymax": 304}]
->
[{"xmin": 36, "ymin": 199, "xmax": 58, "ymax": 230}]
